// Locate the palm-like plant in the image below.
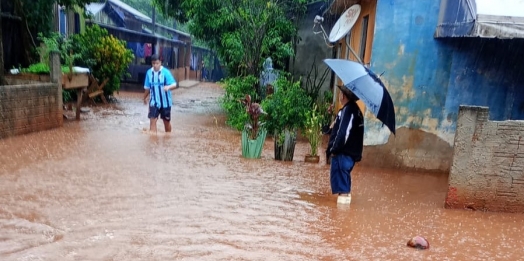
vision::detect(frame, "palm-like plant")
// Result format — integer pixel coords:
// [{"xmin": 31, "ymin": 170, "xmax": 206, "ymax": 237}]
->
[
  {"xmin": 242, "ymin": 94, "xmax": 266, "ymax": 140},
  {"xmin": 304, "ymin": 104, "xmax": 323, "ymax": 156}
]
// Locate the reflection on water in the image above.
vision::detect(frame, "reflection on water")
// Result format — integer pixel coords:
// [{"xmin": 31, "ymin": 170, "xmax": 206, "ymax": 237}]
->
[{"xmin": 0, "ymin": 83, "xmax": 523, "ymax": 261}]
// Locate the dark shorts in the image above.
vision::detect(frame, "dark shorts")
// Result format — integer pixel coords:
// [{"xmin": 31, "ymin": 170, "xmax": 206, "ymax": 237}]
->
[{"xmin": 148, "ymin": 106, "xmax": 171, "ymax": 121}]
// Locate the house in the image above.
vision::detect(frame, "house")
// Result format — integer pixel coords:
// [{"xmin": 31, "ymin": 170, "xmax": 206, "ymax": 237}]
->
[
  {"xmin": 294, "ymin": 0, "xmax": 524, "ymax": 173},
  {"xmin": 86, "ymin": 0, "xmax": 151, "ymax": 31},
  {"xmin": 55, "ymin": 4, "xmax": 86, "ymax": 36},
  {"xmin": 85, "ymin": 0, "xmax": 202, "ymax": 83}
]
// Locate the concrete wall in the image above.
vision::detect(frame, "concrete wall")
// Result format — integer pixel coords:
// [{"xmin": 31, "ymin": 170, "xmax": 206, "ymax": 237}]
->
[
  {"xmin": 361, "ymin": 0, "xmax": 524, "ymax": 172},
  {"xmin": 446, "ymin": 106, "xmax": 524, "ymax": 213},
  {"xmin": 361, "ymin": 0, "xmax": 454, "ymax": 172},
  {"xmin": 442, "ymin": 38, "xmax": 524, "ymax": 128},
  {"xmin": 291, "ymin": 1, "xmax": 334, "ymax": 100},
  {"xmin": 0, "ymin": 82, "xmax": 62, "ymax": 139}
]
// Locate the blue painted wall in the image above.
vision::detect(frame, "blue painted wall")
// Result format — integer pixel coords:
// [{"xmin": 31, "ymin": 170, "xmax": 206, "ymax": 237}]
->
[
  {"xmin": 368, "ymin": 0, "xmax": 524, "ymax": 145},
  {"xmin": 368, "ymin": 0, "xmax": 453, "ymax": 144},
  {"xmin": 443, "ymin": 38, "xmax": 524, "ymax": 124}
]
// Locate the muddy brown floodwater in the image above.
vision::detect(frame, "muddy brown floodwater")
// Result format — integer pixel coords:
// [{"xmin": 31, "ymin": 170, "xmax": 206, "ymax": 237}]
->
[{"xmin": 1, "ymin": 83, "xmax": 523, "ymax": 261}]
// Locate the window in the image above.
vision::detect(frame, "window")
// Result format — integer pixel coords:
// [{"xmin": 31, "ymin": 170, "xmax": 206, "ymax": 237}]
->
[
  {"xmin": 59, "ymin": 8, "xmax": 67, "ymax": 35},
  {"xmin": 359, "ymin": 15, "xmax": 369, "ymax": 62}
]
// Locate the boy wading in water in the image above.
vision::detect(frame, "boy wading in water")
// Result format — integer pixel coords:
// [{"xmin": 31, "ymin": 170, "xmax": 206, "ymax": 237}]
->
[{"xmin": 143, "ymin": 54, "xmax": 178, "ymax": 133}]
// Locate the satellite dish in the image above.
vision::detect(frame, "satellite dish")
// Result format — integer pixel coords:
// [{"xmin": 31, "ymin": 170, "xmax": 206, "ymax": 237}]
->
[{"xmin": 328, "ymin": 4, "xmax": 361, "ymax": 43}]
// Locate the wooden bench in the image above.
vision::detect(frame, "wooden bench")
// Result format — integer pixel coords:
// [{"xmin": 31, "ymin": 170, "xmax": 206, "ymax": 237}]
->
[
  {"xmin": 62, "ymin": 73, "xmax": 89, "ymax": 120},
  {"xmin": 87, "ymin": 74, "xmax": 109, "ymax": 105}
]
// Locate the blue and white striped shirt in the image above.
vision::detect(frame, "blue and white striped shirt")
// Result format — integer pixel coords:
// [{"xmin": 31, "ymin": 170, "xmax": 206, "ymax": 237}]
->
[{"xmin": 144, "ymin": 66, "xmax": 176, "ymax": 108}]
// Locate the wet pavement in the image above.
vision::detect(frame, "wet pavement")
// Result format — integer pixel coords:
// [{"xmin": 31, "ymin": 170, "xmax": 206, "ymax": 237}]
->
[{"xmin": 1, "ymin": 83, "xmax": 523, "ymax": 261}]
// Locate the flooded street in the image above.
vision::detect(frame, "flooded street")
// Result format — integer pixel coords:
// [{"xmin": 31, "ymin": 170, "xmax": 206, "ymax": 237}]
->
[{"xmin": 1, "ymin": 83, "xmax": 523, "ymax": 261}]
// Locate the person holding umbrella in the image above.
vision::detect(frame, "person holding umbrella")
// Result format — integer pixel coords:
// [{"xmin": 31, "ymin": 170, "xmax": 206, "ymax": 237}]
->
[{"xmin": 326, "ymin": 86, "xmax": 364, "ymax": 205}]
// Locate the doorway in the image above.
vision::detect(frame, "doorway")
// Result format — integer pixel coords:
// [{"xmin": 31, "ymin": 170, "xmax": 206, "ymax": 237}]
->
[{"xmin": 332, "ymin": 0, "xmax": 377, "ymax": 113}]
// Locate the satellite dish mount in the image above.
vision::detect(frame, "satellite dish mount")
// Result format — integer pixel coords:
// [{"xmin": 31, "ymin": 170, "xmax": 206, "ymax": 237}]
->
[{"xmin": 313, "ymin": 4, "xmax": 363, "ymax": 64}]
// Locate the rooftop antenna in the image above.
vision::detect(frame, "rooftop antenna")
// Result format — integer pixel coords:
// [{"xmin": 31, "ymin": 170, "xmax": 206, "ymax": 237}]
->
[{"xmin": 313, "ymin": 4, "xmax": 363, "ymax": 64}]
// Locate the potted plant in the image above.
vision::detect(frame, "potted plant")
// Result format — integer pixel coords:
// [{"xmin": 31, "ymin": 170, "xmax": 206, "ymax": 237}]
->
[
  {"xmin": 241, "ymin": 94, "xmax": 267, "ymax": 159},
  {"xmin": 319, "ymin": 90, "xmax": 335, "ymax": 134},
  {"xmin": 262, "ymin": 74, "xmax": 312, "ymax": 161},
  {"xmin": 304, "ymin": 104, "xmax": 323, "ymax": 163}
]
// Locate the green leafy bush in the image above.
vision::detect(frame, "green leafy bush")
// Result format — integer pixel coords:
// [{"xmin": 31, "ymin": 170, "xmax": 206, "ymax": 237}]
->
[
  {"xmin": 37, "ymin": 32, "xmax": 61, "ymax": 63},
  {"xmin": 262, "ymin": 73, "xmax": 312, "ymax": 143},
  {"xmin": 304, "ymin": 104, "xmax": 322, "ymax": 156},
  {"xmin": 220, "ymin": 75, "xmax": 259, "ymax": 131},
  {"xmin": 71, "ymin": 25, "xmax": 134, "ymax": 95},
  {"xmin": 21, "ymin": 62, "xmax": 72, "ymax": 74},
  {"xmin": 318, "ymin": 89, "xmax": 334, "ymax": 128}
]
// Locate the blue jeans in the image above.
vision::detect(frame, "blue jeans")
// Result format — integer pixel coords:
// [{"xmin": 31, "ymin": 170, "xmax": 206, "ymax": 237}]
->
[{"xmin": 330, "ymin": 155, "xmax": 355, "ymax": 194}]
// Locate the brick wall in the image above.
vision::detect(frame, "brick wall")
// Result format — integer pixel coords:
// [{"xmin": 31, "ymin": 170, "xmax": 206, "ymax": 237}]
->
[
  {"xmin": 0, "ymin": 82, "xmax": 63, "ymax": 139},
  {"xmin": 446, "ymin": 105, "xmax": 524, "ymax": 213}
]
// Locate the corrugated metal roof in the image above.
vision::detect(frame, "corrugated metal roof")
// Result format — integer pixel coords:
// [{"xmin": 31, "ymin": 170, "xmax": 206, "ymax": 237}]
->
[
  {"xmin": 476, "ymin": 0, "xmax": 524, "ymax": 18},
  {"xmin": 435, "ymin": 0, "xmax": 524, "ymax": 39},
  {"xmin": 108, "ymin": 0, "xmax": 152, "ymax": 23},
  {"xmin": 85, "ymin": 2, "xmax": 106, "ymax": 16}
]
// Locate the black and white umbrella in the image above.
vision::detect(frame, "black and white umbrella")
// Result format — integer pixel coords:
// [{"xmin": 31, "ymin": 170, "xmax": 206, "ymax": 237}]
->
[{"xmin": 324, "ymin": 59, "xmax": 396, "ymax": 135}]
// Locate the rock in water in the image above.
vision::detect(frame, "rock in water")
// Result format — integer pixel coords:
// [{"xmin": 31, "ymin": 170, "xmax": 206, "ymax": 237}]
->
[{"xmin": 407, "ymin": 236, "xmax": 429, "ymax": 250}]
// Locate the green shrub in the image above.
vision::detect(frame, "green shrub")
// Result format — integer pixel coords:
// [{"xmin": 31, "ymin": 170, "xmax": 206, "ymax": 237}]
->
[
  {"xmin": 20, "ymin": 62, "xmax": 72, "ymax": 74},
  {"xmin": 262, "ymin": 73, "xmax": 312, "ymax": 143},
  {"xmin": 220, "ymin": 75, "xmax": 259, "ymax": 131},
  {"xmin": 71, "ymin": 25, "xmax": 134, "ymax": 95}
]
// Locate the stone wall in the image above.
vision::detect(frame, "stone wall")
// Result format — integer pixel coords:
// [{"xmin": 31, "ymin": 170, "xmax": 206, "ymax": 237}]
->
[
  {"xmin": 0, "ymin": 82, "xmax": 62, "ymax": 139},
  {"xmin": 446, "ymin": 106, "xmax": 524, "ymax": 213}
]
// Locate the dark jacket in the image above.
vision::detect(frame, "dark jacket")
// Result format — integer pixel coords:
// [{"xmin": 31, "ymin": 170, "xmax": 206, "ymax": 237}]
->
[{"xmin": 327, "ymin": 101, "xmax": 364, "ymax": 162}]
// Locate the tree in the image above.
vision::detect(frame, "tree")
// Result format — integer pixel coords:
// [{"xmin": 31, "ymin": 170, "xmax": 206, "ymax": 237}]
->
[
  {"xmin": 120, "ymin": 0, "xmax": 177, "ymax": 29},
  {"xmin": 0, "ymin": 0, "xmax": 95, "ymax": 84},
  {"xmin": 154, "ymin": 0, "xmax": 306, "ymax": 77},
  {"xmin": 152, "ymin": 0, "xmax": 188, "ymax": 23}
]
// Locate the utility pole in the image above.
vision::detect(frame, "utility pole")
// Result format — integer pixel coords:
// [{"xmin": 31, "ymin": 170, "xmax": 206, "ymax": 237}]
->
[{"xmin": 151, "ymin": 5, "xmax": 156, "ymax": 35}]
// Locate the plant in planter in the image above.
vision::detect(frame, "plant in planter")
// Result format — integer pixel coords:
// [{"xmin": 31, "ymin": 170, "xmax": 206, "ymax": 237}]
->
[
  {"xmin": 304, "ymin": 104, "xmax": 323, "ymax": 163},
  {"xmin": 319, "ymin": 90, "xmax": 335, "ymax": 134},
  {"xmin": 219, "ymin": 75, "xmax": 258, "ymax": 131},
  {"xmin": 262, "ymin": 74, "xmax": 312, "ymax": 161},
  {"xmin": 240, "ymin": 94, "xmax": 267, "ymax": 159}
]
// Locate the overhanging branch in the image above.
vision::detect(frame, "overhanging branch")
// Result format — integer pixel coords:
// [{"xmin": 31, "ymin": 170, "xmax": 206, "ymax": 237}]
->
[{"xmin": 0, "ymin": 12, "xmax": 22, "ymax": 21}]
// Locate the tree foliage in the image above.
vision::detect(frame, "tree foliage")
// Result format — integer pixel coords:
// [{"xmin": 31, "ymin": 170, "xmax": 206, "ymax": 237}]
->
[
  {"xmin": 152, "ymin": 0, "xmax": 188, "ymax": 23},
  {"xmin": 154, "ymin": 0, "xmax": 306, "ymax": 77},
  {"xmin": 0, "ymin": 0, "xmax": 97, "ymax": 83},
  {"xmin": 119, "ymin": 0, "xmax": 178, "ymax": 29},
  {"xmin": 16, "ymin": 0, "xmax": 94, "ymax": 36},
  {"xmin": 71, "ymin": 25, "xmax": 134, "ymax": 95}
]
